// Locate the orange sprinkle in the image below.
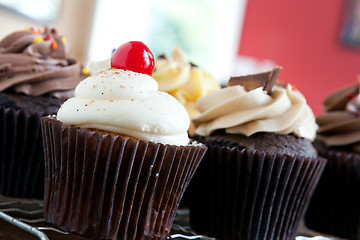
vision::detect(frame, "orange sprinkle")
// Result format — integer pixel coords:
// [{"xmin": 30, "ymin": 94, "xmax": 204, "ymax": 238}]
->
[
  {"xmin": 51, "ymin": 40, "xmax": 58, "ymax": 50},
  {"xmin": 32, "ymin": 29, "xmax": 41, "ymax": 35},
  {"xmin": 291, "ymin": 84, "xmax": 297, "ymax": 91}
]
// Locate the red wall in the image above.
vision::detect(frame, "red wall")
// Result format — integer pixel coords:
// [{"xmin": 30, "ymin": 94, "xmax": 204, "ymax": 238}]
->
[{"xmin": 238, "ymin": 0, "xmax": 360, "ymax": 116}]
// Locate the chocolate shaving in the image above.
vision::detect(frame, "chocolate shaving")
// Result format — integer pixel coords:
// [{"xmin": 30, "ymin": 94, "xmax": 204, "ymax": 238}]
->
[
  {"xmin": 228, "ymin": 66, "xmax": 282, "ymax": 93},
  {"xmin": 190, "ymin": 62, "xmax": 198, "ymax": 68},
  {"xmin": 66, "ymin": 58, "xmax": 75, "ymax": 65},
  {"xmin": 0, "ymin": 63, "xmax": 10, "ymax": 73},
  {"xmin": 157, "ymin": 54, "xmax": 167, "ymax": 59}
]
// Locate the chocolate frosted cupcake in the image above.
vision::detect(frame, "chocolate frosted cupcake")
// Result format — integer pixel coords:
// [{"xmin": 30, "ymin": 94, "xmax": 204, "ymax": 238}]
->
[
  {"xmin": 188, "ymin": 67, "xmax": 327, "ymax": 240},
  {"xmin": 305, "ymin": 80, "xmax": 360, "ymax": 239},
  {"xmin": 41, "ymin": 41, "xmax": 206, "ymax": 239},
  {"xmin": 0, "ymin": 27, "xmax": 88, "ymax": 198}
]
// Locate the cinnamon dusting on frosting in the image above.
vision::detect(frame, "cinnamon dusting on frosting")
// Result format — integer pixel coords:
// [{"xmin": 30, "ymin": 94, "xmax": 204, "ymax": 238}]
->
[{"xmin": 57, "ymin": 68, "xmax": 190, "ymax": 146}]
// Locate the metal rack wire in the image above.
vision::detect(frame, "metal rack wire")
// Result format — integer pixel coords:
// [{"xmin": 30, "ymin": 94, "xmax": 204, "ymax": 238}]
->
[
  {"xmin": 0, "ymin": 198, "xmax": 214, "ymax": 240},
  {"xmin": 0, "ymin": 198, "xmax": 345, "ymax": 240}
]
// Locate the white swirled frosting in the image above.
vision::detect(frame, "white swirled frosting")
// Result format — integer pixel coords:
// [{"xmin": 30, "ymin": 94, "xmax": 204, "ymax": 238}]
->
[
  {"xmin": 192, "ymin": 85, "xmax": 316, "ymax": 141},
  {"xmin": 57, "ymin": 68, "xmax": 190, "ymax": 145}
]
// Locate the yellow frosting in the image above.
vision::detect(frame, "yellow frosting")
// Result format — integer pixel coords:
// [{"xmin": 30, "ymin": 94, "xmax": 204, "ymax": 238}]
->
[{"xmin": 152, "ymin": 47, "xmax": 220, "ymax": 119}]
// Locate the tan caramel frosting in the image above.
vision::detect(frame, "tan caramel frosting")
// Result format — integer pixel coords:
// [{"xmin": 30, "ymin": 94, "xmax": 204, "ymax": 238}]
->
[
  {"xmin": 193, "ymin": 84, "xmax": 317, "ymax": 141},
  {"xmin": 0, "ymin": 27, "xmax": 87, "ymax": 98}
]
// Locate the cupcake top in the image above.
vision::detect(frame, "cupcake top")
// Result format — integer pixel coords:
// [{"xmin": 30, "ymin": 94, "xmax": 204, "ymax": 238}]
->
[
  {"xmin": 0, "ymin": 27, "xmax": 88, "ymax": 99},
  {"xmin": 57, "ymin": 41, "xmax": 190, "ymax": 146},
  {"xmin": 316, "ymin": 80, "xmax": 360, "ymax": 151},
  {"xmin": 152, "ymin": 47, "xmax": 220, "ymax": 119},
  {"xmin": 192, "ymin": 67, "xmax": 317, "ymax": 141}
]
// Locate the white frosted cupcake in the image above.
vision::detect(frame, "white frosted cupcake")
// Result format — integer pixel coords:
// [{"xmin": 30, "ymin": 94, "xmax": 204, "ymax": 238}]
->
[{"xmin": 41, "ymin": 41, "xmax": 206, "ymax": 239}]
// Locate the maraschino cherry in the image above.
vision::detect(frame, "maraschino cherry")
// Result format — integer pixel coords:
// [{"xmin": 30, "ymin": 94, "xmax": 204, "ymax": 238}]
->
[{"xmin": 111, "ymin": 41, "xmax": 155, "ymax": 76}]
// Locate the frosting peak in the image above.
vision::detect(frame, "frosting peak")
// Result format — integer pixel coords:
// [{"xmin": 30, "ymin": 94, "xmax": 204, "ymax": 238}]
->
[{"xmin": 57, "ymin": 68, "xmax": 190, "ymax": 146}]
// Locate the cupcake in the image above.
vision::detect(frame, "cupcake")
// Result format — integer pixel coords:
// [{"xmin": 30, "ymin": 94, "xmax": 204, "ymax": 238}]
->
[
  {"xmin": 188, "ymin": 67, "xmax": 327, "ymax": 240},
  {"xmin": 0, "ymin": 27, "xmax": 88, "ymax": 198},
  {"xmin": 152, "ymin": 47, "xmax": 220, "ymax": 135},
  {"xmin": 304, "ymin": 80, "xmax": 360, "ymax": 239},
  {"xmin": 41, "ymin": 41, "xmax": 207, "ymax": 239}
]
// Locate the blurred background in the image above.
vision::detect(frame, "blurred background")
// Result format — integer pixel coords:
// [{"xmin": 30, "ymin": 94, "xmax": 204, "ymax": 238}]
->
[{"xmin": 0, "ymin": 0, "xmax": 359, "ymax": 115}]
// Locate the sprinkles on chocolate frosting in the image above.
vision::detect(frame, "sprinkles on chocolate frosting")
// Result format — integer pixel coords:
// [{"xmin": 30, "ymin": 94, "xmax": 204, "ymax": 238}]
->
[
  {"xmin": 51, "ymin": 40, "xmax": 58, "ymax": 49},
  {"xmin": 0, "ymin": 26, "xmax": 89, "ymax": 98}
]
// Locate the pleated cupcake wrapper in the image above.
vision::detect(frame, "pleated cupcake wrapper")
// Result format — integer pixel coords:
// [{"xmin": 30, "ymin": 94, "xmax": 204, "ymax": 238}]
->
[
  {"xmin": 305, "ymin": 149, "xmax": 360, "ymax": 240},
  {"xmin": 188, "ymin": 142, "xmax": 327, "ymax": 240},
  {"xmin": 0, "ymin": 107, "xmax": 44, "ymax": 198},
  {"xmin": 41, "ymin": 116, "xmax": 206, "ymax": 240}
]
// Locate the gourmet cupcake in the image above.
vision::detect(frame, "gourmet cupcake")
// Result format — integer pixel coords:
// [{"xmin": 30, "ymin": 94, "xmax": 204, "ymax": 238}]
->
[
  {"xmin": 41, "ymin": 41, "xmax": 207, "ymax": 239},
  {"xmin": 0, "ymin": 27, "xmax": 88, "ymax": 198},
  {"xmin": 304, "ymin": 80, "xmax": 360, "ymax": 239},
  {"xmin": 152, "ymin": 47, "xmax": 220, "ymax": 135},
  {"xmin": 188, "ymin": 67, "xmax": 327, "ymax": 240}
]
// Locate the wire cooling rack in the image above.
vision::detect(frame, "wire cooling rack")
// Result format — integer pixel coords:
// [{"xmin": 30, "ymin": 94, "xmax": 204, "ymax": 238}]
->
[
  {"xmin": 0, "ymin": 197, "xmax": 345, "ymax": 240},
  {"xmin": 0, "ymin": 197, "xmax": 214, "ymax": 240}
]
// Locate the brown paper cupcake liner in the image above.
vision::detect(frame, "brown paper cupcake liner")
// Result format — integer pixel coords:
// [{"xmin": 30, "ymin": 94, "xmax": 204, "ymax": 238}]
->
[
  {"xmin": 0, "ymin": 107, "xmax": 44, "ymax": 198},
  {"xmin": 305, "ymin": 149, "xmax": 360, "ymax": 240},
  {"xmin": 41, "ymin": 116, "xmax": 206, "ymax": 240},
  {"xmin": 188, "ymin": 140, "xmax": 327, "ymax": 240}
]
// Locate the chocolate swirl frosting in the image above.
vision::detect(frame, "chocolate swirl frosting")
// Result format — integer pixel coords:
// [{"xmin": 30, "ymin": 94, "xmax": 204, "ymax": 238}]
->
[
  {"xmin": 0, "ymin": 27, "xmax": 87, "ymax": 99},
  {"xmin": 316, "ymin": 81, "xmax": 360, "ymax": 152}
]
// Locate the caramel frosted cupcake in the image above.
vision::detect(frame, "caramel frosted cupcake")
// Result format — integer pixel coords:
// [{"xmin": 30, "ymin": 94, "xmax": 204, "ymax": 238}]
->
[
  {"xmin": 0, "ymin": 27, "xmax": 88, "ymax": 198},
  {"xmin": 41, "ymin": 41, "xmax": 206, "ymax": 239},
  {"xmin": 188, "ymin": 67, "xmax": 327, "ymax": 240},
  {"xmin": 152, "ymin": 47, "xmax": 220, "ymax": 135},
  {"xmin": 305, "ymin": 80, "xmax": 360, "ymax": 239}
]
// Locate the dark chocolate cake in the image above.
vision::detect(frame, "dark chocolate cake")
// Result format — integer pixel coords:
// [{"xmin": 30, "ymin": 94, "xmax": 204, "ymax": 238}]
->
[
  {"xmin": 198, "ymin": 130, "xmax": 317, "ymax": 158},
  {"xmin": 0, "ymin": 92, "xmax": 64, "ymax": 116},
  {"xmin": 305, "ymin": 81, "xmax": 360, "ymax": 240}
]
